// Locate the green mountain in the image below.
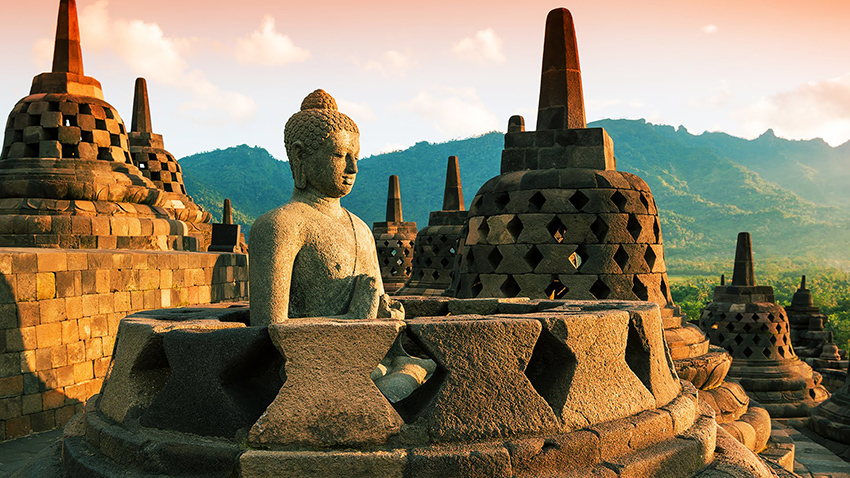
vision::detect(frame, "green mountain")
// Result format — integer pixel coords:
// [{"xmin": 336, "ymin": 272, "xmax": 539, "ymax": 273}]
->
[{"xmin": 178, "ymin": 120, "xmax": 850, "ymax": 268}]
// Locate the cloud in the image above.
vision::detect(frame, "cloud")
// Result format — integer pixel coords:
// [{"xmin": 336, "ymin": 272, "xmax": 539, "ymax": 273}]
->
[
  {"xmin": 377, "ymin": 143, "xmax": 408, "ymax": 154},
  {"xmin": 702, "ymin": 24, "xmax": 718, "ymax": 34},
  {"xmin": 396, "ymin": 87, "xmax": 500, "ymax": 137},
  {"xmin": 336, "ymin": 99, "xmax": 377, "ymax": 123},
  {"xmin": 358, "ymin": 50, "xmax": 415, "ymax": 77},
  {"xmin": 738, "ymin": 73, "xmax": 850, "ymax": 146},
  {"xmin": 69, "ymin": 0, "xmax": 256, "ymax": 123},
  {"xmin": 452, "ymin": 29, "xmax": 506, "ymax": 64},
  {"xmin": 235, "ymin": 16, "xmax": 310, "ymax": 66}
]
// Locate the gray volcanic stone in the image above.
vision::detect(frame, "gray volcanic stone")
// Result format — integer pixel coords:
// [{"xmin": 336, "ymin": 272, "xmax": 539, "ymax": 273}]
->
[
  {"xmin": 400, "ymin": 316, "xmax": 559, "ymax": 441},
  {"xmin": 239, "ymin": 450, "xmax": 407, "ymax": 478},
  {"xmin": 98, "ymin": 317, "xmax": 243, "ymax": 423},
  {"xmin": 248, "ymin": 318, "xmax": 404, "ymax": 447},
  {"xmin": 139, "ymin": 326, "xmax": 283, "ymax": 438}
]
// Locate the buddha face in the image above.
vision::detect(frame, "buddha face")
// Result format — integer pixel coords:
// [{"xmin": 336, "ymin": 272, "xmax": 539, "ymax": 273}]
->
[{"xmin": 301, "ymin": 129, "xmax": 360, "ymax": 198}]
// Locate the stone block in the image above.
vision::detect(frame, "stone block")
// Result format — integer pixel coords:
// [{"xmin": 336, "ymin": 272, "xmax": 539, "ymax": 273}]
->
[
  {"xmin": 240, "ymin": 450, "xmax": 406, "ymax": 478},
  {"xmin": 98, "ymin": 317, "xmax": 242, "ymax": 423},
  {"xmin": 249, "ymin": 318, "xmax": 404, "ymax": 447},
  {"xmin": 58, "ymin": 126, "xmax": 81, "ymax": 145},
  {"xmin": 507, "ymin": 430, "xmax": 600, "ymax": 475},
  {"xmin": 406, "ymin": 444, "xmax": 511, "ymax": 478},
  {"xmin": 625, "ymin": 304, "xmax": 681, "ymax": 407},
  {"xmin": 39, "ymin": 141, "xmax": 61, "ymax": 158},
  {"xmin": 528, "ymin": 310, "xmax": 655, "ymax": 430},
  {"xmin": 140, "ymin": 326, "xmax": 281, "ymax": 439},
  {"xmin": 400, "ymin": 316, "xmax": 558, "ymax": 441}
]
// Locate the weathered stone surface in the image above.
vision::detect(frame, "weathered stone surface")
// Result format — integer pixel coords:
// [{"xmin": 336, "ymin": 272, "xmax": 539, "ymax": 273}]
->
[
  {"xmin": 248, "ymin": 318, "xmax": 404, "ymax": 447},
  {"xmin": 98, "ymin": 317, "xmax": 242, "ymax": 423},
  {"xmin": 239, "ymin": 450, "xmax": 406, "ymax": 478},
  {"xmin": 527, "ymin": 309, "xmax": 655, "ymax": 430},
  {"xmin": 406, "ymin": 444, "xmax": 512, "ymax": 478},
  {"xmin": 400, "ymin": 316, "xmax": 559, "ymax": 441},
  {"xmin": 139, "ymin": 326, "xmax": 282, "ymax": 438}
]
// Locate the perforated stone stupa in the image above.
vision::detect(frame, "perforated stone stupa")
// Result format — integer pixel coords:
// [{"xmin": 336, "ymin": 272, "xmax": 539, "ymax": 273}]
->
[
  {"xmin": 700, "ymin": 232, "xmax": 830, "ymax": 418},
  {"xmin": 398, "ymin": 156, "xmax": 467, "ymax": 296},
  {"xmin": 373, "ymin": 175, "xmax": 417, "ymax": 294},
  {"xmin": 0, "ymin": 0, "xmax": 210, "ymax": 251},
  {"xmin": 448, "ymin": 8, "xmax": 772, "ymax": 453}
]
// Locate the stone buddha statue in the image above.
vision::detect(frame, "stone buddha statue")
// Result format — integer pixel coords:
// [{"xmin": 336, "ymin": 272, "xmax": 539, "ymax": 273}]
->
[{"xmin": 249, "ymin": 90, "xmax": 401, "ymax": 326}]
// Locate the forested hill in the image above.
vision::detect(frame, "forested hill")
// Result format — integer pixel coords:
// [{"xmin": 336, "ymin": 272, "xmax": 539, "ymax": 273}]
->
[{"xmin": 179, "ymin": 119, "xmax": 850, "ymax": 267}]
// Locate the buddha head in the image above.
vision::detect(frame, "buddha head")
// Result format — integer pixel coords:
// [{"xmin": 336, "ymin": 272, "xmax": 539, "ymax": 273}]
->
[{"xmin": 284, "ymin": 90, "xmax": 360, "ymax": 198}]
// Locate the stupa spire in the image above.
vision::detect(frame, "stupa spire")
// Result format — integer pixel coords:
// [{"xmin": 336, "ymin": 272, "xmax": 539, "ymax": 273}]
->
[
  {"xmin": 442, "ymin": 156, "xmax": 464, "ymax": 211},
  {"xmin": 386, "ymin": 175, "xmax": 403, "ymax": 222},
  {"xmin": 52, "ymin": 0, "xmax": 84, "ymax": 75},
  {"xmin": 731, "ymin": 232, "xmax": 756, "ymax": 287},
  {"xmin": 537, "ymin": 8, "xmax": 586, "ymax": 131},
  {"xmin": 131, "ymin": 78, "xmax": 153, "ymax": 134}
]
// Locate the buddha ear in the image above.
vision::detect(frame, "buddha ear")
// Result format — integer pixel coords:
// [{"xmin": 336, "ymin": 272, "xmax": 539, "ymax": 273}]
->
[{"xmin": 291, "ymin": 141, "xmax": 307, "ymax": 189}]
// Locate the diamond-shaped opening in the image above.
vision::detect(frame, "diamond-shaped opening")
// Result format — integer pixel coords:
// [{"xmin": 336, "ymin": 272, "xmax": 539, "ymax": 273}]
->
[
  {"xmin": 426, "ymin": 236, "xmax": 434, "ymax": 244},
  {"xmin": 431, "ymin": 270, "xmax": 440, "ymax": 280},
  {"xmin": 439, "ymin": 235, "xmax": 448, "ymax": 244},
  {"xmin": 405, "ymin": 266, "xmax": 412, "ymax": 275},
  {"xmin": 767, "ymin": 313, "xmax": 774, "ymax": 322},
  {"xmin": 625, "ymin": 318, "xmax": 654, "ymax": 395},
  {"xmin": 391, "ymin": 249, "xmax": 398, "ymax": 256},
  {"xmin": 725, "ymin": 322, "xmax": 735, "ymax": 333},
  {"xmin": 610, "ymin": 191, "xmax": 627, "ymax": 213},
  {"xmin": 762, "ymin": 348, "xmax": 772, "ymax": 359},
  {"xmin": 528, "ymin": 192, "xmax": 547, "ymax": 212},
  {"xmin": 752, "ymin": 335, "xmax": 761, "ymax": 345},
  {"xmin": 470, "ymin": 274, "xmax": 483, "ymax": 297},
  {"xmin": 488, "ymin": 247, "xmax": 504, "ymax": 270},
  {"xmin": 494, "ymin": 192, "xmax": 511, "ymax": 212},
  {"xmin": 571, "ymin": 245, "xmax": 589, "ymax": 271},
  {"xmin": 465, "ymin": 249, "xmax": 475, "ymax": 266},
  {"xmin": 752, "ymin": 313, "xmax": 759, "ymax": 321},
  {"xmin": 525, "ymin": 328, "xmax": 576, "ymax": 417},
  {"xmin": 404, "ymin": 248, "xmax": 411, "ymax": 256},
  {"xmin": 632, "ymin": 276, "xmax": 648, "ymax": 301},
  {"xmin": 378, "ymin": 330, "xmax": 445, "ymax": 423},
  {"xmin": 639, "ymin": 193, "xmax": 650, "ymax": 212},
  {"xmin": 742, "ymin": 346, "xmax": 754, "ymax": 358},
  {"xmin": 424, "ymin": 257, "xmax": 433, "ymax": 267},
  {"xmin": 525, "ymin": 246, "xmax": 544, "ymax": 270},
  {"xmin": 769, "ymin": 335, "xmax": 777, "ymax": 345},
  {"xmin": 547, "ymin": 217, "xmax": 568, "ymax": 244},
  {"xmin": 544, "ymin": 277, "xmax": 568, "ymax": 300},
  {"xmin": 500, "ymin": 275, "xmax": 521, "ymax": 298},
  {"xmin": 390, "ymin": 267, "xmax": 399, "ymax": 276},
  {"xmin": 440, "ymin": 258, "xmax": 450, "ymax": 268},
  {"xmin": 396, "ymin": 258, "xmax": 404, "ymax": 267},
  {"xmin": 735, "ymin": 313, "xmax": 744, "ymax": 321},
  {"xmin": 590, "ymin": 216, "xmax": 609, "ymax": 242},
  {"xmin": 449, "ymin": 247, "xmax": 456, "ymax": 255},
  {"xmin": 627, "ymin": 214, "xmax": 641, "ymax": 242},
  {"xmin": 777, "ymin": 346, "xmax": 785, "ymax": 357},
  {"xmin": 719, "ymin": 313, "xmax": 727, "ymax": 321},
  {"xmin": 743, "ymin": 323, "xmax": 753, "ymax": 333},
  {"xmin": 589, "ymin": 278, "xmax": 610, "ymax": 300},
  {"xmin": 653, "ymin": 219, "xmax": 661, "ymax": 243},
  {"xmin": 382, "ymin": 257, "xmax": 391, "ymax": 266},
  {"xmin": 478, "ymin": 219, "xmax": 490, "ymax": 242},
  {"xmin": 734, "ymin": 335, "xmax": 744, "ymax": 345},
  {"xmin": 569, "ymin": 190, "xmax": 589, "ymax": 211},
  {"xmin": 644, "ymin": 247, "xmax": 657, "ymax": 270},
  {"xmin": 613, "ymin": 246, "xmax": 629, "ymax": 272},
  {"xmin": 506, "ymin": 216, "xmax": 524, "ymax": 242},
  {"xmin": 432, "ymin": 246, "xmax": 440, "ymax": 255}
]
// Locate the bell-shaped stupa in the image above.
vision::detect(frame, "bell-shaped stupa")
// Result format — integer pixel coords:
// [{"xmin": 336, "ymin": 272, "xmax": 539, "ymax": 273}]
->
[
  {"xmin": 397, "ymin": 156, "xmax": 467, "ymax": 295},
  {"xmin": 0, "ymin": 0, "xmax": 209, "ymax": 250},
  {"xmin": 448, "ymin": 8, "xmax": 771, "ymax": 452},
  {"xmin": 372, "ymin": 175, "xmax": 417, "ymax": 294},
  {"xmin": 699, "ymin": 233, "xmax": 829, "ymax": 417},
  {"xmin": 128, "ymin": 78, "xmax": 209, "ymax": 224}
]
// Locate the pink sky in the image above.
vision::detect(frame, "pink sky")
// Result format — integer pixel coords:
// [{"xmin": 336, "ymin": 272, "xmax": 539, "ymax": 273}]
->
[{"xmin": 2, "ymin": 1, "xmax": 850, "ymax": 160}]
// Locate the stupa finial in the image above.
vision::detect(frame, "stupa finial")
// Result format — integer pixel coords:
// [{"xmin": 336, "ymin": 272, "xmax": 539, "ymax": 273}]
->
[
  {"xmin": 132, "ymin": 78, "xmax": 153, "ymax": 134},
  {"xmin": 52, "ymin": 0, "xmax": 84, "ymax": 75},
  {"xmin": 386, "ymin": 175, "xmax": 403, "ymax": 222},
  {"xmin": 442, "ymin": 156, "xmax": 464, "ymax": 211},
  {"xmin": 537, "ymin": 8, "xmax": 586, "ymax": 131},
  {"xmin": 800, "ymin": 275, "xmax": 807, "ymax": 290},
  {"xmin": 731, "ymin": 232, "xmax": 756, "ymax": 287}
]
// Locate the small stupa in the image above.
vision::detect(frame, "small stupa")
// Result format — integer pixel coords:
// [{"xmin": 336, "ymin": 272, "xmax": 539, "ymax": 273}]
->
[
  {"xmin": 699, "ymin": 232, "xmax": 829, "ymax": 417},
  {"xmin": 372, "ymin": 175, "xmax": 417, "ymax": 294},
  {"xmin": 128, "ymin": 77, "xmax": 209, "ymax": 224},
  {"xmin": 0, "ymin": 0, "xmax": 210, "ymax": 250},
  {"xmin": 397, "ymin": 156, "xmax": 467, "ymax": 295}
]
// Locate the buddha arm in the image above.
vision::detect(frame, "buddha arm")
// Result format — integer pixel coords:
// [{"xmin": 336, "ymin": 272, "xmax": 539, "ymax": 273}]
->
[{"xmin": 248, "ymin": 210, "xmax": 298, "ymax": 326}]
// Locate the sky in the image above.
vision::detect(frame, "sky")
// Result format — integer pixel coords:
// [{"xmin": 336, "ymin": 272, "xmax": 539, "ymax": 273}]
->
[{"xmin": 2, "ymin": 0, "xmax": 850, "ymax": 161}]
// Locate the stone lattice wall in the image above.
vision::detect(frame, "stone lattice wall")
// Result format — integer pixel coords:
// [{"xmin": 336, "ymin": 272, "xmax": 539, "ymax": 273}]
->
[{"xmin": 0, "ymin": 248, "xmax": 248, "ymax": 441}]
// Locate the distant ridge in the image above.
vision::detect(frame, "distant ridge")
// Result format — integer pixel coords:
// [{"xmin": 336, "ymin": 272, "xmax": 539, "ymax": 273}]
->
[{"xmin": 179, "ymin": 120, "xmax": 850, "ymax": 266}]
